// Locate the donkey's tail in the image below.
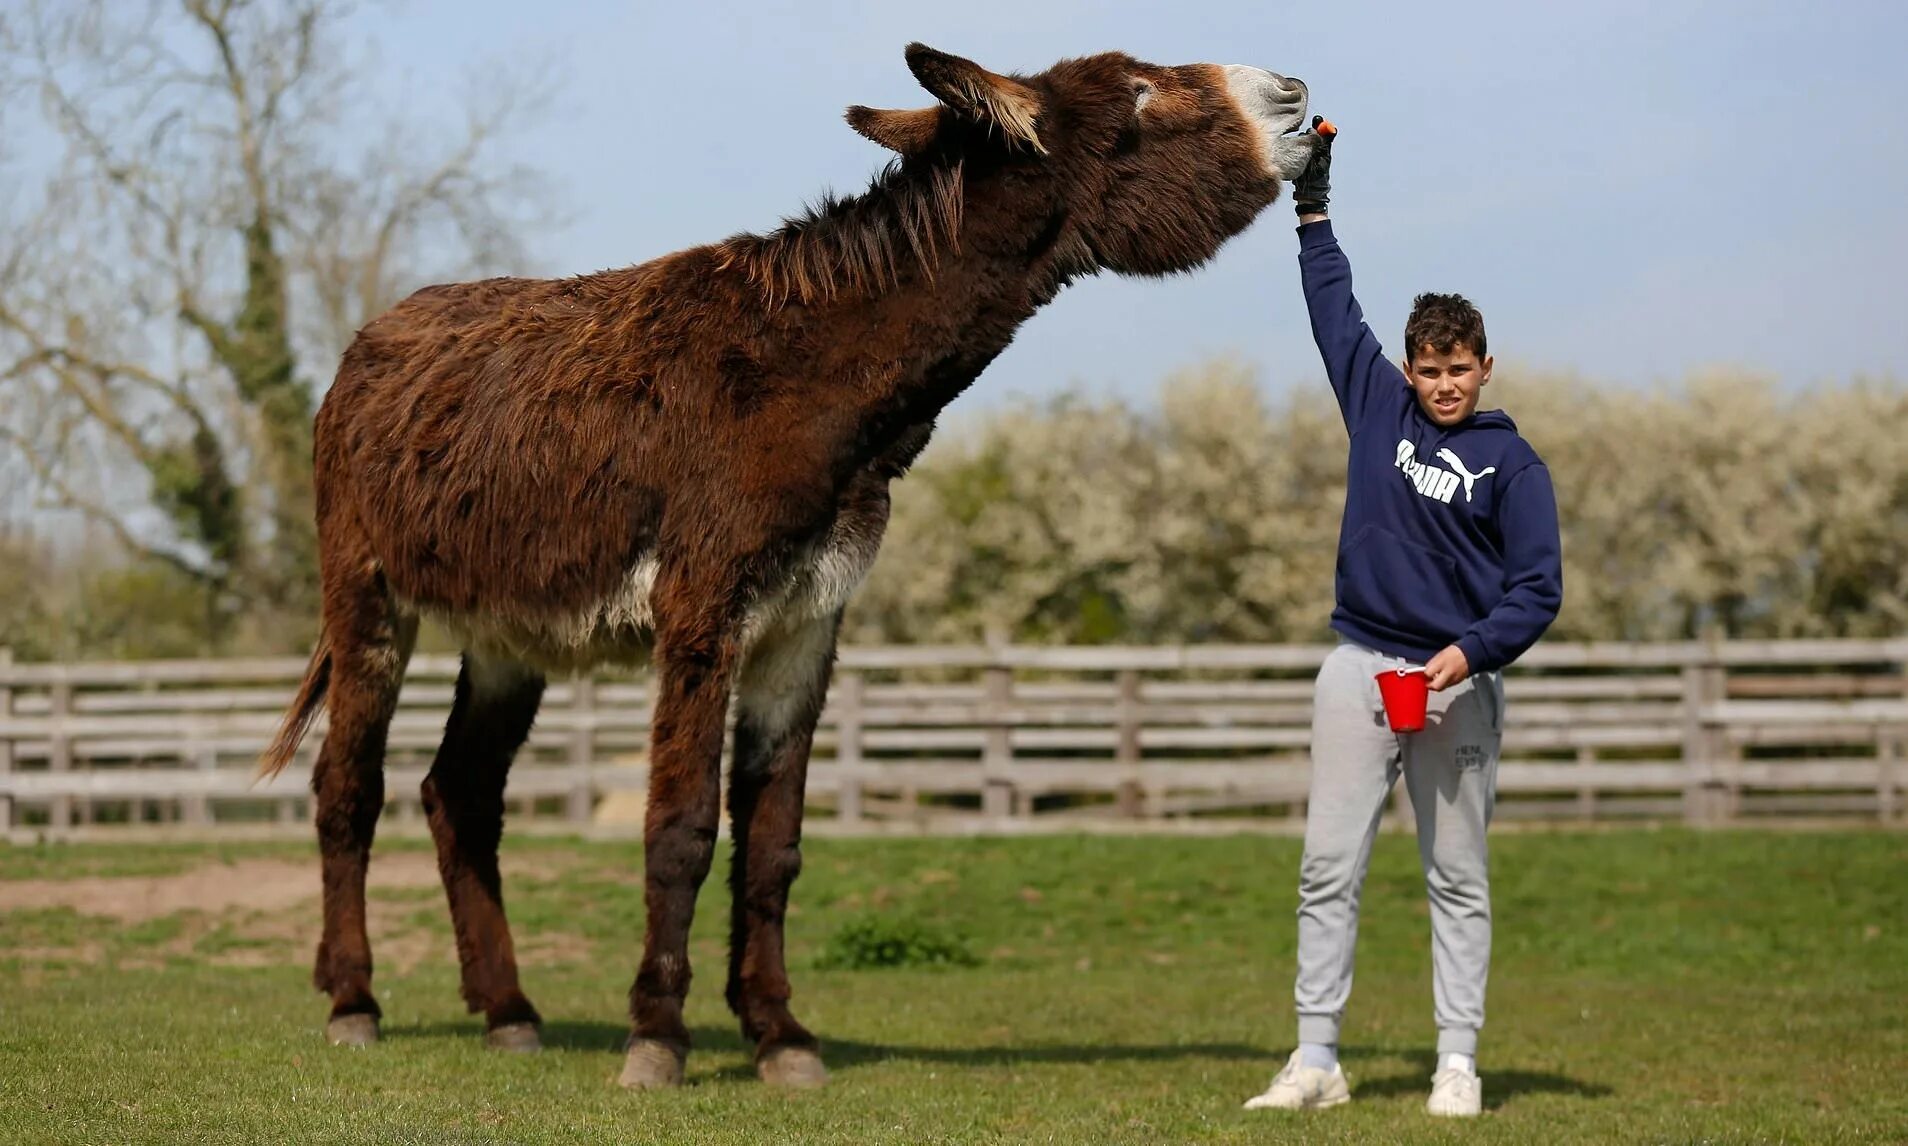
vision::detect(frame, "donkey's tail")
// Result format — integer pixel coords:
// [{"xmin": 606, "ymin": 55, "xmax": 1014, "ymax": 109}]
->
[{"xmin": 257, "ymin": 633, "xmax": 333, "ymax": 781}]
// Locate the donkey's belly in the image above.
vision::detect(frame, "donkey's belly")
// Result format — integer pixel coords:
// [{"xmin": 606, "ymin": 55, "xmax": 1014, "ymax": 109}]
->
[
  {"xmin": 415, "ymin": 555, "xmax": 663, "ymax": 674},
  {"xmin": 414, "ymin": 525, "xmax": 883, "ymax": 675}
]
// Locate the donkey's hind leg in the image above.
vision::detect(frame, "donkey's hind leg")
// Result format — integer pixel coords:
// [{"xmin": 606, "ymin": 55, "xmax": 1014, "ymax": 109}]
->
[
  {"xmin": 311, "ymin": 588, "xmax": 416, "ymax": 1046},
  {"xmin": 420, "ymin": 652, "xmax": 547, "ymax": 1051},
  {"xmin": 725, "ymin": 610, "xmax": 841, "ymax": 1088}
]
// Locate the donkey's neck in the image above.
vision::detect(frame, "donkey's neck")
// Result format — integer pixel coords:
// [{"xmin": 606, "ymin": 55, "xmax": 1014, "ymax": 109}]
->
[
  {"xmin": 853, "ymin": 245, "xmax": 1052, "ymax": 418},
  {"xmin": 738, "ymin": 171, "xmax": 1084, "ymax": 440}
]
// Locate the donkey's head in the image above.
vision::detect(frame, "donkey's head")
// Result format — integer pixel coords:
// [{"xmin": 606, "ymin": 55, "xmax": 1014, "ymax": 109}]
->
[{"xmin": 848, "ymin": 45, "xmax": 1313, "ymax": 279}]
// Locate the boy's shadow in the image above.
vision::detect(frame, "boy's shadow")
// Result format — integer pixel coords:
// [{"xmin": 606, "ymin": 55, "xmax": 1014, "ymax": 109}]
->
[{"xmin": 1340, "ymin": 1046, "xmax": 1611, "ymax": 1110}]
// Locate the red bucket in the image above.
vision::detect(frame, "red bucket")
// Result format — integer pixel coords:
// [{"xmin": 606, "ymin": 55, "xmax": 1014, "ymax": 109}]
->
[{"xmin": 1375, "ymin": 665, "xmax": 1429, "ymax": 733}]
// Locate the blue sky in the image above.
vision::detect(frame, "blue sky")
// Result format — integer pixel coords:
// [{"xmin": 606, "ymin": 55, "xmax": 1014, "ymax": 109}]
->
[{"xmin": 351, "ymin": 1, "xmax": 1903, "ymax": 407}]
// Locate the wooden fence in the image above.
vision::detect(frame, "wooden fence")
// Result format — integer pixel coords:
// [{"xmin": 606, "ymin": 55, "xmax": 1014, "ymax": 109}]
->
[{"xmin": 1, "ymin": 639, "xmax": 1905, "ymax": 838}]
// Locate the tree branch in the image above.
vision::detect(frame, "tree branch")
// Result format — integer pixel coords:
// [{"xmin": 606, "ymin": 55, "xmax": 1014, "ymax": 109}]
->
[
  {"xmin": 0, "ymin": 422, "xmax": 209, "ymax": 582},
  {"xmin": 0, "ymin": 297, "xmax": 214, "ymax": 466},
  {"xmin": 183, "ymin": 0, "xmax": 271, "ymax": 223}
]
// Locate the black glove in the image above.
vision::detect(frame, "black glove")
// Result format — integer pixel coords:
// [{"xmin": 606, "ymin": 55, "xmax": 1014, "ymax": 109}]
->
[{"xmin": 1292, "ymin": 115, "xmax": 1335, "ymax": 217}]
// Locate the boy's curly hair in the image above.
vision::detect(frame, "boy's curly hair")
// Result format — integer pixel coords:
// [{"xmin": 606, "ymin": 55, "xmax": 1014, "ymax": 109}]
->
[{"xmin": 1404, "ymin": 292, "xmax": 1487, "ymax": 361}]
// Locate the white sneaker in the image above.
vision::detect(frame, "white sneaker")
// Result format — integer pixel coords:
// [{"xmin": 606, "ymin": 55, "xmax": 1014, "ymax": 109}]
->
[
  {"xmin": 1242, "ymin": 1050, "xmax": 1351, "ymax": 1110},
  {"xmin": 1426, "ymin": 1063, "xmax": 1483, "ymax": 1117}
]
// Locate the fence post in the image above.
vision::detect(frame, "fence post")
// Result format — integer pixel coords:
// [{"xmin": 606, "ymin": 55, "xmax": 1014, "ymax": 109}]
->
[
  {"xmin": 1679, "ymin": 652, "xmax": 1709, "ymax": 823},
  {"xmin": 49, "ymin": 675, "xmax": 73, "ymax": 833},
  {"xmin": 1681, "ymin": 644, "xmax": 1728, "ymax": 825},
  {"xmin": 568, "ymin": 675, "xmax": 596, "ymax": 824},
  {"xmin": 1877, "ymin": 724, "xmax": 1898, "ymax": 825},
  {"xmin": 981, "ymin": 634, "xmax": 1014, "ymax": 823},
  {"xmin": 1712, "ymin": 648, "xmax": 1740, "ymax": 822},
  {"xmin": 184, "ymin": 737, "xmax": 215, "ymax": 826},
  {"xmin": 1114, "ymin": 669, "xmax": 1144, "ymax": 818},
  {"xmin": 1882, "ymin": 658, "xmax": 1908, "ymax": 824},
  {"xmin": 1682, "ymin": 660, "xmax": 1706, "ymax": 824},
  {"xmin": 1576, "ymin": 745, "xmax": 1598, "ymax": 820},
  {"xmin": 834, "ymin": 670, "xmax": 864, "ymax": 824},
  {"xmin": 0, "ymin": 649, "xmax": 12, "ymax": 834}
]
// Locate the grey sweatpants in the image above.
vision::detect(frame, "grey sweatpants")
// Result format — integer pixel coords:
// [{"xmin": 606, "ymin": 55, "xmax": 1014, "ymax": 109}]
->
[{"xmin": 1295, "ymin": 640, "xmax": 1504, "ymax": 1058}]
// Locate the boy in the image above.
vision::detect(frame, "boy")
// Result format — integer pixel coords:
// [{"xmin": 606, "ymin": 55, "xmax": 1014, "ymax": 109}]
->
[{"xmin": 1243, "ymin": 121, "xmax": 1563, "ymax": 1118}]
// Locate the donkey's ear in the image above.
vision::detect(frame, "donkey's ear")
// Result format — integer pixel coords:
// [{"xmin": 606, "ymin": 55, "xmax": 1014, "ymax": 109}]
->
[
  {"xmin": 903, "ymin": 42, "xmax": 1046, "ymax": 154},
  {"xmin": 845, "ymin": 104, "xmax": 944, "ymax": 156}
]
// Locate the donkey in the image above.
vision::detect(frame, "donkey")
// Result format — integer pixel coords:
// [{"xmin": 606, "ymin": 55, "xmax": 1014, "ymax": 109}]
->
[{"xmin": 260, "ymin": 43, "xmax": 1314, "ymax": 1089}]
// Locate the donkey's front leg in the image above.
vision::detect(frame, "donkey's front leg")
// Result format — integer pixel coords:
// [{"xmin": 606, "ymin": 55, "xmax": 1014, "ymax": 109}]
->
[
  {"xmin": 726, "ymin": 610, "xmax": 840, "ymax": 1088},
  {"xmin": 620, "ymin": 604, "xmax": 743, "ymax": 1090}
]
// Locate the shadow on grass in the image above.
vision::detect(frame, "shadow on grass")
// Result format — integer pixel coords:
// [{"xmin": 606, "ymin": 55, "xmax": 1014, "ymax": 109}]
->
[
  {"xmin": 394, "ymin": 1022, "xmax": 1606, "ymax": 1105},
  {"xmin": 803, "ymin": 1034, "xmax": 1267, "ymax": 1070},
  {"xmin": 1341, "ymin": 1047, "xmax": 1612, "ymax": 1110},
  {"xmin": 409, "ymin": 1019, "xmax": 1267, "ymax": 1076},
  {"xmin": 389, "ymin": 1019, "xmax": 643, "ymax": 1054}
]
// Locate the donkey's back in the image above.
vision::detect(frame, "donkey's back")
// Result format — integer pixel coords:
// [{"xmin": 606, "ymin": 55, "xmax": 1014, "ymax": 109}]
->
[{"xmin": 315, "ymin": 264, "xmax": 713, "ymax": 663}]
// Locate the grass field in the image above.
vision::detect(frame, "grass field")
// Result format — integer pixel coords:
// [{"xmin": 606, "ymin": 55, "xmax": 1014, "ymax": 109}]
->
[{"xmin": 2, "ymin": 828, "xmax": 1904, "ymax": 1143}]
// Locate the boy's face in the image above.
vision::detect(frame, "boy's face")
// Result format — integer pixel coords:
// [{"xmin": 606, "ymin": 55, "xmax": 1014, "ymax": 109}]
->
[{"xmin": 1403, "ymin": 345, "xmax": 1493, "ymax": 426}]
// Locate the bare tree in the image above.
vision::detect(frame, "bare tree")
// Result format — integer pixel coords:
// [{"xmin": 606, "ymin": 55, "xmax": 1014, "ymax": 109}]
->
[{"xmin": 0, "ymin": 0, "xmax": 547, "ymax": 646}]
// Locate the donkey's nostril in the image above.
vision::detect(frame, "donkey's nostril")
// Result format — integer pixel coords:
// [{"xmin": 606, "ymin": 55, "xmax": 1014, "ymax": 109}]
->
[{"xmin": 1221, "ymin": 65, "xmax": 1308, "ymax": 132}]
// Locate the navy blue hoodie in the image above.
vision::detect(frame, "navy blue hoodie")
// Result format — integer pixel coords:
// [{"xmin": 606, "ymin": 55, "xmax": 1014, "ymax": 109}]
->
[{"xmin": 1299, "ymin": 220, "xmax": 1562, "ymax": 672}]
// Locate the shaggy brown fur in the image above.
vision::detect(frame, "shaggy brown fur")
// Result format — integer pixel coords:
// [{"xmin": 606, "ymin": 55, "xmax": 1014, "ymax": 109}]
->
[
  {"xmin": 263, "ymin": 43, "xmax": 1308, "ymax": 1085},
  {"xmin": 714, "ymin": 159, "xmax": 966, "ymax": 306}
]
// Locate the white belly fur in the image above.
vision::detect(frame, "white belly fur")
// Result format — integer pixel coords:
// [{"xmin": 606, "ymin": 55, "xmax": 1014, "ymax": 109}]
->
[{"xmin": 411, "ymin": 525, "xmax": 881, "ymax": 676}]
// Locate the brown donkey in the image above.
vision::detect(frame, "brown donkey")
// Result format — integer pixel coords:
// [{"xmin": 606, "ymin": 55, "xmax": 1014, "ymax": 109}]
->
[{"xmin": 261, "ymin": 43, "xmax": 1314, "ymax": 1088}]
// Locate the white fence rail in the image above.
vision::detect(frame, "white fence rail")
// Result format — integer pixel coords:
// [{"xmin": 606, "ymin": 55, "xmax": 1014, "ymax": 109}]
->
[{"xmin": 1, "ymin": 640, "xmax": 1905, "ymax": 836}]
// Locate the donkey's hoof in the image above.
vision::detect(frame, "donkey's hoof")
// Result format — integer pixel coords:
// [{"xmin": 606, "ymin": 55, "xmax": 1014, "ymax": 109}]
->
[
  {"xmin": 758, "ymin": 1045, "xmax": 829, "ymax": 1089},
  {"xmin": 618, "ymin": 1039, "xmax": 687, "ymax": 1089},
  {"xmin": 485, "ymin": 1022, "xmax": 542, "ymax": 1053},
  {"xmin": 325, "ymin": 1013, "xmax": 380, "ymax": 1047}
]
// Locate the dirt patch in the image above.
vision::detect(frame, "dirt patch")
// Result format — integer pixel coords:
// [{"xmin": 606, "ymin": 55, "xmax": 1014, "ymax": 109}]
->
[
  {"xmin": 0, "ymin": 853, "xmax": 432, "ymax": 922},
  {"xmin": 0, "ymin": 851, "xmax": 577, "ymax": 922},
  {"xmin": 517, "ymin": 929, "xmax": 595, "ymax": 968},
  {"xmin": 8, "ymin": 943, "xmax": 105, "ymax": 965},
  {"xmin": 1, "ymin": 851, "xmax": 596, "ymax": 975},
  {"xmin": 203, "ymin": 945, "xmax": 287, "ymax": 969},
  {"xmin": 364, "ymin": 900, "xmax": 455, "ymax": 976}
]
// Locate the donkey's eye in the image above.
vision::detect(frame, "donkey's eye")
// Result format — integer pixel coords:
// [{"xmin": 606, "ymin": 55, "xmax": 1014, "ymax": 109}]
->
[{"xmin": 1130, "ymin": 78, "xmax": 1156, "ymax": 112}]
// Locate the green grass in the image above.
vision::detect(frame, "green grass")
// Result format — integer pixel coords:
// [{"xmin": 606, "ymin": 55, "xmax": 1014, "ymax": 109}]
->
[{"xmin": 2, "ymin": 829, "xmax": 1904, "ymax": 1143}]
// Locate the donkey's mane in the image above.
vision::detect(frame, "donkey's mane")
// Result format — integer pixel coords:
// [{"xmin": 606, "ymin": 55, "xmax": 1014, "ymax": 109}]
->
[{"xmin": 714, "ymin": 159, "xmax": 964, "ymax": 307}]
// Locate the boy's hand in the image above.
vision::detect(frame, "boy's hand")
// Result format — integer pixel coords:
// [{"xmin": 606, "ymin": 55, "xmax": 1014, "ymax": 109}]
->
[
  {"xmin": 1425, "ymin": 645, "xmax": 1471, "ymax": 692},
  {"xmin": 1292, "ymin": 115, "xmax": 1335, "ymax": 217}
]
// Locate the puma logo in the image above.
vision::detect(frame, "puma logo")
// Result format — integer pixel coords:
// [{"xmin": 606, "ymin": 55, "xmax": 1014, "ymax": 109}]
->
[
  {"xmin": 1435, "ymin": 448, "xmax": 1496, "ymax": 503},
  {"xmin": 1392, "ymin": 440, "xmax": 1498, "ymax": 506}
]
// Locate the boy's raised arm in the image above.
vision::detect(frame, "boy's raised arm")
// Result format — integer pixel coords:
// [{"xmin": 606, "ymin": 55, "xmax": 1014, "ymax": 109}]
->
[
  {"xmin": 1291, "ymin": 122, "xmax": 1407, "ymax": 429},
  {"xmin": 1299, "ymin": 222, "xmax": 1405, "ymax": 428}
]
